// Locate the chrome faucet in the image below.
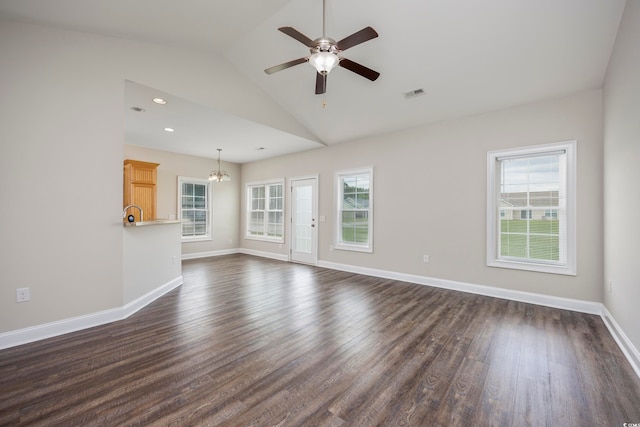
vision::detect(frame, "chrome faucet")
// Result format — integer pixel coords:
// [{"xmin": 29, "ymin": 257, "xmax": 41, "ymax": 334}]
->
[{"xmin": 123, "ymin": 205, "xmax": 143, "ymax": 222}]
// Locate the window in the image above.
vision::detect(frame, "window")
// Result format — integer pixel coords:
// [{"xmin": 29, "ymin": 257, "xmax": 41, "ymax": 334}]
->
[
  {"xmin": 246, "ymin": 180, "xmax": 284, "ymax": 242},
  {"xmin": 178, "ymin": 176, "xmax": 212, "ymax": 241},
  {"xmin": 335, "ymin": 167, "xmax": 373, "ymax": 252},
  {"xmin": 487, "ymin": 141, "xmax": 576, "ymax": 275}
]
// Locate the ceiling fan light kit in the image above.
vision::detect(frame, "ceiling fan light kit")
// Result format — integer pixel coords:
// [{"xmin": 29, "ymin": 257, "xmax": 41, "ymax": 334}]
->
[
  {"xmin": 309, "ymin": 51, "xmax": 339, "ymax": 75},
  {"xmin": 264, "ymin": 0, "xmax": 380, "ymax": 95}
]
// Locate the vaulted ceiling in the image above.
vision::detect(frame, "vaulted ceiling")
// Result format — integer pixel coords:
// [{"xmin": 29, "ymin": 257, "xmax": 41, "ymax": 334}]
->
[{"xmin": 0, "ymin": 0, "xmax": 627, "ymax": 163}]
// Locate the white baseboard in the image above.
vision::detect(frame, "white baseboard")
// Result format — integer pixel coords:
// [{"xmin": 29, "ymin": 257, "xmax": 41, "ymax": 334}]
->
[
  {"xmin": 3, "ymin": 251, "xmax": 638, "ymax": 382},
  {"xmin": 601, "ymin": 306, "xmax": 640, "ymax": 379},
  {"xmin": 182, "ymin": 249, "xmax": 240, "ymax": 260},
  {"xmin": 180, "ymin": 250, "xmax": 602, "ymax": 316},
  {"xmin": 239, "ymin": 248, "xmax": 289, "ymax": 262},
  {"xmin": 121, "ymin": 276, "xmax": 184, "ymax": 318},
  {"xmin": 0, "ymin": 275, "xmax": 183, "ymax": 350},
  {"xmin": 316, "ymin": 260, "xmax": 640, "ymax": 379},
  {"xmin": 0, "ymin": 307, "xmax": 123, "ymax": 351},
  {"xmin": 317, "ymin": 260, "xmax": 602, "ymax": 314},
  {"xmin": 181, "ymin": 248, "xmax": 288, "ymax": 262}
]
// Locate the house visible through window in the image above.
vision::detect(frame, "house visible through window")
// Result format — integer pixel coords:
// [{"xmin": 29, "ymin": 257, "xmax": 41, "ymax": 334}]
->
[
  {"xmin": 246, "ymin": 180, "xmax": 284, "ymax": 242},
  {"xmin": 178, "ymin": 176, "xmax": 211, "ymax": 241},
  {"xmin": 520, "ymin": 210, "xmax": 532, "ymax": 220},
  {"xmin": 487, "ymin": 141, "xmax": 576, "ymax": 275},
  {"xmin": 335, "ymin": 167, "xmax": 373, "ymax": 253}
]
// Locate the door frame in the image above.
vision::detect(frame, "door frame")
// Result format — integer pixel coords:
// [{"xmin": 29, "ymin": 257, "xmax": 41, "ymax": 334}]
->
[{"xmin": 288, "ymin": 175, "xmax": 319, "ymax": 265}]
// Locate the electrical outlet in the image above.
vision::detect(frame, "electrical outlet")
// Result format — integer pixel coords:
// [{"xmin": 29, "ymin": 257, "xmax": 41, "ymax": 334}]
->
[
  {"xmin": 16, "ymin": 288, "xmax": 30, "ymax": 303},
  {"xmin": 607, "ymin": 280, "xmax": 613, "ymax": 293},
  {"xmin": 172, "ymin": 256, "xmax": 177, "ymax": 265},
  {"xmin": 423, "ymin": 255, "xmax": 430, "ymax": 263}
]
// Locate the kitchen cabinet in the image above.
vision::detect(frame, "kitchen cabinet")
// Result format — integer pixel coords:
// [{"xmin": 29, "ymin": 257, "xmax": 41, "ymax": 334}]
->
[{"xmin": 123, "ymin": 159, "xmax": 159, "ymax": 222}]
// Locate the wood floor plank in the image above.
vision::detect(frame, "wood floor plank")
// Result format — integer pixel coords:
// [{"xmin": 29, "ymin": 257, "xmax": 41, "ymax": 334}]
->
[{"xmin": 1, "ymin": 254, "xmax": 640, "ymax": 426}]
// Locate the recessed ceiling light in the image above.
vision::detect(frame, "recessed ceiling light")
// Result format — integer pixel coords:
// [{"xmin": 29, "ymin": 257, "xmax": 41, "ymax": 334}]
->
[
  {"xmin": 153, "ymin": 98, "xmax": 167, "ymax": 105},
  {"xmin": 164, "ymin": 127, "xmax": 175, "ymax": 132},
  {"xmin": 130, "ymin": 106, "xmax": 145, "ymax": 112}
]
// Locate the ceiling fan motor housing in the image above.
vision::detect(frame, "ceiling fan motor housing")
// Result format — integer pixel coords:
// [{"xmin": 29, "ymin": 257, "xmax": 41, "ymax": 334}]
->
[
  {"xmin": 312, "ymin": 37, "xmax": 338, "ymax": 53},
  {"xmin": 309, "ymin": 38, "xmax": 341, "ymax": 75}
]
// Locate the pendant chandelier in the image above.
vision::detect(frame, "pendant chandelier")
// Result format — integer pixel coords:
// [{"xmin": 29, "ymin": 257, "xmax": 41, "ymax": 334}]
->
[{"xmin": 208, "ymin": 148, "xmax": 231, "ymax": 182}]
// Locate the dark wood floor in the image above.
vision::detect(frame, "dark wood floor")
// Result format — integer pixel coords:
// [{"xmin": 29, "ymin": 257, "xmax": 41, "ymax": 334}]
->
[{"xmin": 1, "ymin": 254, "xmax": 639, "ymax": 426}]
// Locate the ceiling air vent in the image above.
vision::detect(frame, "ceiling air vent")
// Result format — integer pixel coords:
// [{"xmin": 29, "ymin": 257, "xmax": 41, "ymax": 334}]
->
[{"xmin": 403, "ymin": 88, "xmax": 425, "ymax": 100}]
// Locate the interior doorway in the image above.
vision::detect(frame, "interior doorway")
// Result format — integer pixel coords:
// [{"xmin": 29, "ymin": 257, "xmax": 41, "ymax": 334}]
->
[{"xmin": 289, "ymin": 177, "xmax": 318, "ymax": 265}]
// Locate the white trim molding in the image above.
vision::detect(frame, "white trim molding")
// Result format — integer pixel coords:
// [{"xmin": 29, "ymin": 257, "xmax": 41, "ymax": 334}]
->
[
  {"xmin": 0, "ymin": 276, "xmax": 183, "ymax": 350},
  {"xmin": 487, "ymin": 141, "xmax": 577, "ymax": 276},
  {"xmin": 182, "ymin": 248, "xmax": 289, "ymax": 262},
  {"xmin": 318, "ymin": 260, "xmax": 601, "ymax": 314},
  {"xmin": 601, "ymin": 306, "xmax": 640, "ymax": 379},
  {"xmin": 245, "ymin": 179, "xmax": 286, "ymax": 244},
  {"xmin": 178, "ymin": 176, "xmax": 213, "ymax": 242},
  {"xmin": 122, "ymin": 276, "xmax": 183, "ymax": 318},
  {"xmin": 239, "ymin": 248, "xmax": 289, "ymax": 262},
  {"xmin": 316, "ymin": 259, "xmax": 639, "ymax": 379},
  {"xmin": 181, "ymin": 248, "xmax": 289, "ymax": 262},
  {"xmin": 3, "ymin": 251, "xmax": 638, "ymax": 382},
  {"xmin": 334, "ymin": 166, "xmax": 374, "ymax": 253},
  {"xmin": 182, "ymin": 248, "xmax": 240, "ymax": 260}
]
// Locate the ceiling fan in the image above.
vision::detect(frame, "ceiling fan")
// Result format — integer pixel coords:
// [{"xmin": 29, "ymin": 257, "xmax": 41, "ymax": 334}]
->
[{"xmin": 264, "ymin": 0, "xmax": 380, "ymax": 95}]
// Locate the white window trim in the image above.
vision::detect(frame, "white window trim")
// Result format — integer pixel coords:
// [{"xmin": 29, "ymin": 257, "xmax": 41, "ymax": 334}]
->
[
  {"xmin": 245, "ymin": 179, "xmax": 285, "ymax": 243},
  {"xmin": 334, "ymin": 167, "xmax": 374, "ymax": 253},
  {"xmin": 177, "ymin": 176, "xmax": 212, "ymax": 242},
  {"xmin": 486, "ymin": 141, "xmax": 576, "ymax": 275}
]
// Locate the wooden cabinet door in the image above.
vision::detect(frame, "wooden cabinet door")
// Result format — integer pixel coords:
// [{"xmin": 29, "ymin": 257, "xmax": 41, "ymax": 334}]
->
[{"xmin": 124, "ymin": 160, "xmax": 159, "ymax": 221}]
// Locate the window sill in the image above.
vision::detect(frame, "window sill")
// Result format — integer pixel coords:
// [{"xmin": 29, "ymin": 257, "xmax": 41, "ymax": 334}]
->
[
  {"xmin": 245, "ymin": 235, "xmax": 284, "ymax": 244},
  {"xmin": 182, "ymin": 236, "xmax": 212, "ymax": 243},
  {"xmin": 334, "ymin": 243, "xmax": 373, "ymax": 253},
  {"xmin": 487, "ymin": 258, "xmax": 576, "ymax": 276}
]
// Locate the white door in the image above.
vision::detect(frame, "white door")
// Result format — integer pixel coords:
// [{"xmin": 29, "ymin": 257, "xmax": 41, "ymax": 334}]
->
[{"xmin": 290, "ymin": 177, "xmax": 318, "ymax": 264}]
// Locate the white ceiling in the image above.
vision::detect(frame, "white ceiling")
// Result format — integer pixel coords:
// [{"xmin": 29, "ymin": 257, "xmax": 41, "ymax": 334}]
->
[
  {"xmin": 124, "ymin": 81, "xmax": 323, "ymax": 164},
  {"xmin": 0, "ymin": 0, "xmax": 627, "ymax": 163}
]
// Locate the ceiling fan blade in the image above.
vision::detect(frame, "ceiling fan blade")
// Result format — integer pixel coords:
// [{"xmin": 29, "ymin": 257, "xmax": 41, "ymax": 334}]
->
[
  {"xmin": 336, "ymin": 26, "xmax": 378, "ymax": 51},
  {"xmin": 339, "ymin": 58, "xmax": 380, "ymax": 81},
  {"xmin": 315, "ymin": 72, "xmax": 327, "ymax": 94},
  {"xmin": 264, "ymin": 57, "xmax": 308, "ymax": 74},
  {"xmin": 278, "ymin": 27, "xmax": 315, "ymax": 47}
]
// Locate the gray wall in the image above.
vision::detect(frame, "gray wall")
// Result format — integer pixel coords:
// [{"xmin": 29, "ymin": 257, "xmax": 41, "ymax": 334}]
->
[
  {"xmin": 0, "ymin": 20, "xmax": 307, "ymax": 333},
  {"xmin": 242, "ymin": 89, "xmax": 604, "ymax": 302},
  {"xmin": 603, "ymin": 0, "xmax": 640, "ymax": 356},
  {"xmin": 2, "ymin": 7, "xmax": 637, "ymax": 360},
  {"xmin": 123, "ymin": 145, "xmax": 241, "ymax": 256}
]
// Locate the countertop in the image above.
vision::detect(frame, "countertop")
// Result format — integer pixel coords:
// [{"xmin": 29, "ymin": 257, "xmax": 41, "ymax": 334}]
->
[{"xmin": 123, "ymin": 219, "xmax": 182, "ymax": 227}]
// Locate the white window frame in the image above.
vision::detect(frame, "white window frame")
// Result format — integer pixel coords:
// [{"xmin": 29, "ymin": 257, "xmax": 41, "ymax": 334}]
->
[
  {"xmin": 245, "ymin": 179, "xmax": 285, "ymax": 243},
  {"xmin": 487, "ymin": 141, "xmax": 576, "ymax": 275},
  {"xmin": 334, "ymin": 167, "xmax": 374, "ymax": 253},
  {"xmin": 177, "ymin": 176, "xmax": 212, "ymax": 242}
]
